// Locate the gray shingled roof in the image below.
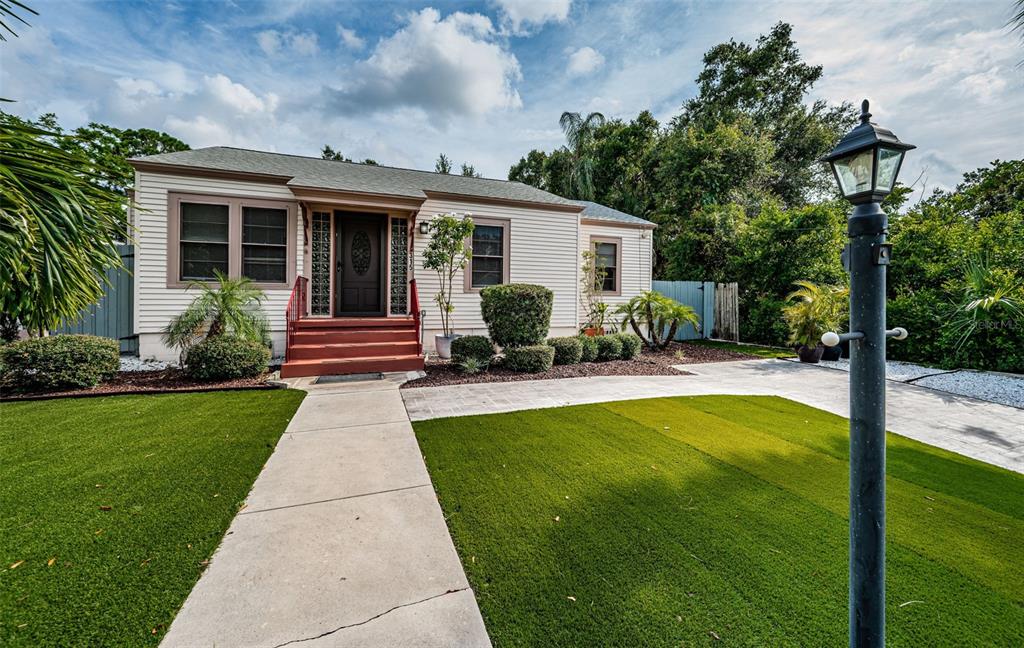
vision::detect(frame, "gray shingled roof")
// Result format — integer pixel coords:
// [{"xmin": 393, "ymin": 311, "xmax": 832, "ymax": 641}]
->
[
  {"xmin": 131, "ymin": 146, "xmax": 578, "ymax": 207},
  {"xmin": 572, "ymin": 200, "xmax": 656, "ymax": 227}
]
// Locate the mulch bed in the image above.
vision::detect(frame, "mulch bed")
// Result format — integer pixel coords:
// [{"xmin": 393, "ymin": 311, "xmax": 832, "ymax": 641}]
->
[
  {"xmin": 0, "ymin": 369, "xmax": 275, "ymax": 402},
  {"xmin": 401, "ymin": 341, "xmax": 760, "ymax": 389}
]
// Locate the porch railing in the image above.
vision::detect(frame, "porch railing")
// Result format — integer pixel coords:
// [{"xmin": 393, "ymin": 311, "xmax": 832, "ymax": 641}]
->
[
  {"xmin": 285, "ymin": 275, "xmax": 308, "ymax": 362},
  {"xmin": 410, "ymin": 278, "xmax": 423, "ymax": 356}
]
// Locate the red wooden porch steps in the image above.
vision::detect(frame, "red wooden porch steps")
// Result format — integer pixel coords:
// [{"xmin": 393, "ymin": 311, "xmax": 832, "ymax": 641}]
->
[{"xmin": 281, "ymin": 317, "xmax": 424, "ymax": 378}]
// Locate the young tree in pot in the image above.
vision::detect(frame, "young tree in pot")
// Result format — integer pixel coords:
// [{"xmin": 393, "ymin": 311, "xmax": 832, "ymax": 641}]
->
[
  {"xmin": 782, "ymin": 280, "xmax": 847, "ymax": 363},
  {"xmin": 579, "ymin": 250, "xmax": 609, "ymax": 336},
  {"xmin": 422, "ymin": 213, "xmax": 474, "ymax": 359},
  {"xmin": 615, "ymin": 291, "xmax": 700, "ymax": 349}
]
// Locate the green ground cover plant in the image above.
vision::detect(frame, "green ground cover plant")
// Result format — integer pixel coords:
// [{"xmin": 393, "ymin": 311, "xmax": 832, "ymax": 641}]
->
[
  {"xmin": 415, "ymin": 396, "xmax": 1022, "ymax": 646},
  {"xmin": 0, "ymin": 389, "xmax": 305, "ymax": 646}
]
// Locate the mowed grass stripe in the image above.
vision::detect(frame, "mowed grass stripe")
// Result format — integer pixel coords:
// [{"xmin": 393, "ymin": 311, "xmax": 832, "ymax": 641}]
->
[
  {"xmin": 415, "ymin": 399, "xmax": 1024, "ymax": 646},
  {"xmin": 684, "ymin": 395, "xmax": 1024, "ymax": 519},
  {"xmin": 0, "ymin": 390, "xmax": 305, "ymax": 646},
  {"xmin": 601, "ymin": 397, "xmax": 1022, "ymax": 601}
]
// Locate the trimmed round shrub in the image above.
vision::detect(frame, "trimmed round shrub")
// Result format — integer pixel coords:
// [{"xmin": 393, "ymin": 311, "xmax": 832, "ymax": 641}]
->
[
  {"xmin": 480, "ymin": 283, "xmax": 553, "ymax": 348},
  {"xmin": 616, "ymin": 333, "xmax": 643, "ymax": 360},
  {"xmin": 450, "ymin": 335, "xmax": 495, "ymax": 364},
  {"xmin": 546, "ymin": 336, "xmax": 583, "ymax": 365},
  {"xmin": 578, "ymin": 335, "xmax": 598, "ymax": 362},
  {"xmin": 185, "ymin": 336, "xmax": 270, "ymax": 381},
  {"xmin": 504, "ymin": 344, "xmax": 555, "ymax": 373},
  {"xmin": 595, "ymin": 335, "xmax": 623, "ymax": 361},
  {"xmin": 0, "ymin": 334, "xmax": 119, "ymax": 390}
]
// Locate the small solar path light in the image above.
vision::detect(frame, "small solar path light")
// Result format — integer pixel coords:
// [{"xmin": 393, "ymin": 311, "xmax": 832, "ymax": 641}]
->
[{"xmin": 820, "ymin": 99, "xmax": 914, "ymax": 648}]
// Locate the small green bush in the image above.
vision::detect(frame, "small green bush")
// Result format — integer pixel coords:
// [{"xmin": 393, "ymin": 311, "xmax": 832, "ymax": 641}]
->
[
  {"xmin": 0, "ymin": 334, "xmax": 119, "ymax": 390},
  {"xmin": 480, "ymin": 284, "xmax": 554, "ymax": 348},
  {"xmin": 615, "ymin": 333, "xmax": 643, "ymax": 359},
  {"xmin": 185, "ymin": 336, "xmax": 270, "ymax": 381},
  {"xmin": 578, "ymin": 335, "xmax": 598, "ymax": 362},
  {"xmin": 455, "ymin": 356, "xmax": 489, "ymax": 375},
  {"xmin": 546, "ymin": 336, "xmax": 583, "ymax": 365},
  {"xmin": 595, "ymin": 335, "xmax": 623, "ymax": 361},
  {"xmin": 504, "ymin": 344, "xmax": 555, "ymax": 373},
  {"xmin": 450, "ymin": 335, "xmax": 495, "ymax": 364}
]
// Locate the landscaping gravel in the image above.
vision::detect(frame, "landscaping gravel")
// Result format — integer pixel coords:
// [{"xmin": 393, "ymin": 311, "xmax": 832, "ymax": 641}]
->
[
  {"xmin": 814, "ymin": 358, "xmax": 1023, "ymax": 409},
  {"xmin": 120, "ymin": 356, "xmax": 175, "ymax": 372}
]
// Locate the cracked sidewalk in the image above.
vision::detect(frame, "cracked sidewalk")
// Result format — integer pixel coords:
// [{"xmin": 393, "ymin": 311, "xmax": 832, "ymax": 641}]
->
[{"xmin": 161, "ymin": 379, "xmax": 491, "ymax": 647}]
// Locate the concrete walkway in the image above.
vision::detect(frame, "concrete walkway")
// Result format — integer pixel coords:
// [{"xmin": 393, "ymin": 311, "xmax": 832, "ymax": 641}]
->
[
  {"xmin": 162, "ymin": 377, "xmax": 490, "ymax": 647},
  {"xmin": 401, "ymin": 360, "xmax": 1024, "ymax": 474}
]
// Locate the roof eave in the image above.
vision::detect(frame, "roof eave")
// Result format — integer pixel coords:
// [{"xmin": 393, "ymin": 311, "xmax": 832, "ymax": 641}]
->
[
  {"xmin": 129, "ymin": 159, "xmax": 294, "ymax": 184},
  {"xmin": 423, "ymin": 190, "xmax": 584, "ymax": 213}
]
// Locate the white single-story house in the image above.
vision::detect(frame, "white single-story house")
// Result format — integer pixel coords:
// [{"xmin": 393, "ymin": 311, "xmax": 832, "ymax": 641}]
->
[{"xmin": 128, "ymin": 147, "xmax": 655, "ymax": 377}]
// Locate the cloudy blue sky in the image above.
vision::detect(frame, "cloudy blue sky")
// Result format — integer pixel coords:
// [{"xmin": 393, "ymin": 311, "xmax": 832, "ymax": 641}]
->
[{"xmin": 3, "ymin": 0, "xmax": 1022, "ymax": 193}]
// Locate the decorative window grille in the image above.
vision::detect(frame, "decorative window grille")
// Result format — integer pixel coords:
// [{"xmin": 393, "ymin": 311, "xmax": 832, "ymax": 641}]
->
[
  {"xmin": 389, "ymin": 218, "xmax": 408, "ymax": 315},
  {"xmin": 310, "ymin": 212, "xmax": 331, "ymax": 316}
]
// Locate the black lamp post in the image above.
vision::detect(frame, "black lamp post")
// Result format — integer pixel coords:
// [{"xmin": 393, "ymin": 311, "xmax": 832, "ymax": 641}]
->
[{"xmin": 820, "ymin": 99, "xmax": 914, "ymax": 648}]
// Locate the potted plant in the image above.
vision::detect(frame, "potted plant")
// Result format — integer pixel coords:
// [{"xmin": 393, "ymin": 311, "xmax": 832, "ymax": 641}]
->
[
  {"xmin": 422, "ymin": 213, "xmax": 475, "ymax": 359},
  {"xmin": 580, "ymin": 250, "xmax": 608, "ymax": 336},
  {"xmin": 783, "ymin": 281, "xmax": 848, "ymax": 363}
]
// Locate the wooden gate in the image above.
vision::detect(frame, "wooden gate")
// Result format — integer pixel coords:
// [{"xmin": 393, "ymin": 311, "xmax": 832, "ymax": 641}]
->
[
  {"xmin": 651, "ymin": 280, "xmax": 714, "ymax": 340},
  {"xmin": 713, "ymin": 282, "xmax": 740, "ymax": 341},
  {"xmin": 54, "ymin": 244, "xmax": 136, "ymax": 353}
]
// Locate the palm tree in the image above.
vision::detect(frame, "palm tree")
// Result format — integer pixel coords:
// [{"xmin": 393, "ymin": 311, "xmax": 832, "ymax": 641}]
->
[
  {"xmin": 1, "ymin": 112, "xmax": 126, "ymax": 334},
  {"xmin": 615, "ymin": 291, "xmax": 700, "ymax": 349},
  {"xmin": 162, "ymin": 271, "xmax": 269, "ymax": 361},
  {"xmin": 0, "ymin": 0, "xmax": 36, "ymax": 41},
  {"xmin": 559, "ymin": 111, "xmax": 605, "ymax": 200}
]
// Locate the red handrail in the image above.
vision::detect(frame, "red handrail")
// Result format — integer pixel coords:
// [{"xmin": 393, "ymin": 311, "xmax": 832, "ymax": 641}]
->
[
  {"xmin": 284, "ymin": 275, "xmax": 308, "ymax": 362},
  {"xmin": 410, "ymin": 278, "xmax": 422, "ymax": 356}
]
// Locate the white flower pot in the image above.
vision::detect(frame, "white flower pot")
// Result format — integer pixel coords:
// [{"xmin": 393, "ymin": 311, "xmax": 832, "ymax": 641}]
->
[{"xmin": 434, "ymin": 334, "xmax": 462, "ymax": 359}]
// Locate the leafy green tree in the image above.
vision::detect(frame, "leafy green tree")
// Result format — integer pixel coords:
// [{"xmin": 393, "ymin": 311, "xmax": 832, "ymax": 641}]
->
[
  {"xmin": 162, "ymin": 270, "xmax": 269, "ymax": 361},
  {"xmin": 678, "ymin": 22, "xmax": 856, "ymax": 205},
  {"xmin": 67, "ymin": 121, "xmax": 188, "ymax": 195},
  {"xmin": 321, "ymin": 144, "xmax": 351, "ymax": 161},
  {"xmin": 508, "ymin": 149, "xmax": 549, "ymax": 187},
  {"xmin": 460, "ymin": 162, "xmax": 481, "ymax": 177},
  {"xmin": 663, "ymin": 203, "xmax": 746, "ymax": 282},
  {"xmin": 590, "ymin": 111, "xmax": 661, "ymax": 219},
  {"xmin": 1, "ymin": 112, "xmax": 127, "ymax": 333},
  {"xmin": 434, "ymin": 153, "xmax": 452, "ymax": 174},
  {"xmin": 559, "ymin": 111, "xmax": 606, "ymax": 200},
  {"xmin": 422, "ymin": 214, "xmax": 474, "ymax": 337}
]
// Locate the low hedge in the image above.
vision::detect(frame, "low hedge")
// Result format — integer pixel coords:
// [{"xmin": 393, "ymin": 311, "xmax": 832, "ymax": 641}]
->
[
  {"xmin": 451, "ymin": 335, "xmax": 495, "ymax": 364},
  {"xmin": 480, "ymin": 284, "xmax": 553, "ymax": 348},
  {"xmin": 185, "ymin": 336, "xmax": 270, "ymax": 381},
  {"xmin": 615, "ymin": 333, "xmax": 643, "ymax": 360},
  {"xmin": 578, "ymin": 335, "xmax": 598, "ymax": 362},
  {"xmin": 546, "ymin": 336, "xmax": 583, "ymax": 365},
  {"xmin": 595, "ymin": 335, "xmax": 623, "ymax": 361},
  {"xmin": 0, "ymin": 334, "xmax": 119, "ymax": 390},
  {"xmin": 504, "ymin": 344, "xmax": 555, "ymax": 373}
]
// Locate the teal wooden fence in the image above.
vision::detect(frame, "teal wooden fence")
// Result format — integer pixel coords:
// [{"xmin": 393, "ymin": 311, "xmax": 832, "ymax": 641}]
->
[
  {"xmin": 54, "ymin": 244, "xmax": 136, "ymax": 354},
  {"xmin": 651, "ymin": 280, "xmax": 715, "ymax": 341}
]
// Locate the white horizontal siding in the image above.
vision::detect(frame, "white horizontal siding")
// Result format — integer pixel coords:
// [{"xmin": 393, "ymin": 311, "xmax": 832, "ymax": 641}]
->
[
  {"xmin": 412, "ymin": 198, "xmax": 580, "ymax": 334},
  {"xmin": 578, "ymin": 222, "xmax": 653, "ymax": 324},
  {"xmin": 133, "ymin": 172, "xmax": 302, "ymax": 348}
]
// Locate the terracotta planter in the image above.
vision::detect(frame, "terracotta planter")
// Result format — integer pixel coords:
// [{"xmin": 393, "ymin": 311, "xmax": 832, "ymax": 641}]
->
[
  {"xmin": 797, "ymin": 344, "xmax": 825, "ymax": 363},
  {"xmin": 583, "ymin": 327, "xmax": 603, "ymax": 337},
  {"xmin": 434, "ymin": 334, "xmax": 462, "ymax": 359}
]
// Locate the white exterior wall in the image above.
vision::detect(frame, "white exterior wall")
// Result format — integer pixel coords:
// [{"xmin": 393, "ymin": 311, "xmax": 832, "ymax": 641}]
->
[
  {"xmin": 578, "ymin": 221, "xmax": 654, "ymax": 325},
  {"xmin": 133, "ymin": 171, "xmax": 303, "ymax": 361},
  {"xmin": 413, "ymin": 198, "xmax": 580, "ymax": 348}
]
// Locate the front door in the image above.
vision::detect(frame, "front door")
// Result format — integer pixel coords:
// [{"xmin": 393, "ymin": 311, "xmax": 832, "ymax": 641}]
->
[{"xmin": 335, "ymin": 213, "xmax": 385, "ymax": 316}]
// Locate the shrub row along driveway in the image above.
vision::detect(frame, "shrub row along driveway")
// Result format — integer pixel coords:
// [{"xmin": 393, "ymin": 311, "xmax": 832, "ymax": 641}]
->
[
  {"xmin": 415, "ymin": 396, "xmax": 1023, "ymax": 646},
  {"xmin": 0, "ymin": 390, "xmax": 305, "ymax": 646}
]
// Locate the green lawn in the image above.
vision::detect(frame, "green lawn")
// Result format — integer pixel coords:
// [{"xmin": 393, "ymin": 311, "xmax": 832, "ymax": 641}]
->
[
  {"xmin": 415, "ymin": 396, "xmax": 1023, "ymax": 647},
  {"xmin": 0, "ymin": 389, "xmax": 305, "ymax": 646},
  {"xmin": 688, "ymin": 339, "xmax": 796, "ymax": 358}
]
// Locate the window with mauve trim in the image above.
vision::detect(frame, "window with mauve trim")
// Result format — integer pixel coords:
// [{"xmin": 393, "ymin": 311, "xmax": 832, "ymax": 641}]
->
[
  {"xmin": 595, "ymin": 241, "xmax": 617, "ymax": 292},
  {"xmin": 471, "ymin": 224, "xmax": 505, "ymax": 287},
  {"xmin": 180, "ymin": 202, "xmax": 229, "ymax": 281},
  {"xmin": 242, "ymin": 206, "xmax": 287, "ymax": 283}
]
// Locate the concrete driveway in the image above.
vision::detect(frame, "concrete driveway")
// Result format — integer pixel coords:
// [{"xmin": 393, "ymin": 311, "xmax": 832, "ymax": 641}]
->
[{"xmin": 401, "ymin": 359, "xmax": 1024, "ymax": 474}]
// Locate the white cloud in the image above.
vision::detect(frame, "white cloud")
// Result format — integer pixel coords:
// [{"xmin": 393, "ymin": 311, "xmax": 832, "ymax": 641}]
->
[
  {"xmin": 493, "ymin": 0, "xmax": 571, "ymax": 34},
  {"xmin": 336, "ymin": 24, "xmax": 365, "ymax": 50},
  {"xmin": 256, "ymin": 29, "xmax": 318, "ymax": 56},
  {"xmin": 324, "ymin": 8, "xmax": 522, "ymax": 122},
  {"xmin": 256, "ymin": 30, "xmax": 282, "ymax": 55},
  {"xmin": 202, "ymin": 74, "xmax": 278, "ymax": 114},
  {"xmin": 566, "ymin": 46, "xmax": 604, "ymax": 77}
]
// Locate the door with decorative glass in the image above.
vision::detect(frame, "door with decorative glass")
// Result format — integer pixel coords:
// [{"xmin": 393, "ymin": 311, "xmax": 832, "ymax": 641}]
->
[{"xmin": 335, "ymin": 212, "xmax": 385, "ymax": 316}]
